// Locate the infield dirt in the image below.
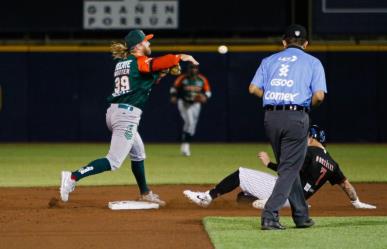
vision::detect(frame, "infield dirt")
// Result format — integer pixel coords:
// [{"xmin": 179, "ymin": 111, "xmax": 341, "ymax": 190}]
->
[{"xmin": 1, "ymin": 184, "xmax": 386, "ymax": 249}]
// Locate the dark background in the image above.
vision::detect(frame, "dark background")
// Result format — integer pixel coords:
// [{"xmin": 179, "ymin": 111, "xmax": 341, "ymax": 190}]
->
[
  {"xmin": 0, "ymin": 0, "xmax": 291, "ymax": 39},
  {"xmin": 312, "ymin": 0, "xmax": 387, "ymax": 36},
  {"xmin": 1, "ymin": 0, "xmax": 386, "ymax": 39},
  {"xmin": 0, "ymin": 0, "xmax": 386, "ymax": 142},
  {"xmin": 1, "ymin": 51, "xmax": 386, "ymax": 142}
]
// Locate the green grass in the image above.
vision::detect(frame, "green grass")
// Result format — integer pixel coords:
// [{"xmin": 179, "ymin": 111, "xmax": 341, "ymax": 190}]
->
[
  {"xmin": 204, "ymin": 216, "xmax": 387, "ymax": 249},
  {"xmin": 0, "ymin": 143, "xmax": 386, "ymax": 187}
]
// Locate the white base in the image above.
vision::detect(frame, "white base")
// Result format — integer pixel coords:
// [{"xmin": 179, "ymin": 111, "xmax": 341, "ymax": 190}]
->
[{"xmin": 108, "ymin": 200, "xmax": 159, "ymax": 210}]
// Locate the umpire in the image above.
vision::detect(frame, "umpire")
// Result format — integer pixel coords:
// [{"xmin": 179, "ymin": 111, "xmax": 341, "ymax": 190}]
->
[{"xmin": 249, "ymin": 24, "xmax": 327, "ymax": 230}]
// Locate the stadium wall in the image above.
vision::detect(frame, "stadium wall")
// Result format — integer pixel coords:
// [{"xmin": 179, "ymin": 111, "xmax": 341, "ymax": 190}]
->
[{"xmin": 0, "ymin": 45, "xmax": 386, "ymax": 142}]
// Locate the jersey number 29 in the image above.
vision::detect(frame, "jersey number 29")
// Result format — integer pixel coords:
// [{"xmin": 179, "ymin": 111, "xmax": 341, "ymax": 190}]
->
[{"xmin": 114, "ymin": 76, "xmax": 130, "ymax": 94}]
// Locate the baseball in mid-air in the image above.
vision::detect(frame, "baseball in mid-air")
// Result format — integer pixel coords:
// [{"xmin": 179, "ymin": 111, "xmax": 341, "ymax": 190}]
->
[{"xmin": 218, "ymin": 45, "xmax": 228, "ymax": 54}]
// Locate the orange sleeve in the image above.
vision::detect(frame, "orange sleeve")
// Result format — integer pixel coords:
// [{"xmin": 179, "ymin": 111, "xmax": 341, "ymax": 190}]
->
[
  {"xmin": 136, "ymin": 56, "xmax": 152, "ymax": 73},
  {"xmin": 198, "ymin": 74, "xmax": 211, "ymax": 92},
  {"xmin": 151, "ymin": 54, "xmax": 181, "ymax": 72},
  {"xmin": 174, "ymin": 75, "xmax": 185, "ymax": 88},
  {"xmin": 137, "ymin": 54, "xmax": 181, "ymax": 73}
]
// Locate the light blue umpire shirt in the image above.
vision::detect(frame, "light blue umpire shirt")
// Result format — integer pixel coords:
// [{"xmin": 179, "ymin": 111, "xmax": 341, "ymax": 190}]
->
[{"xmin": 251, "ymin": 46, "xmax": 327, "ymax": 107}]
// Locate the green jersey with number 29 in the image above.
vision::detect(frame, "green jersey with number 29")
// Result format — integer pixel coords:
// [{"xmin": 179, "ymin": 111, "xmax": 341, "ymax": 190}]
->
[{"xmin": 107, "ymin": 54, "xmax": 159, "ymax": 110}]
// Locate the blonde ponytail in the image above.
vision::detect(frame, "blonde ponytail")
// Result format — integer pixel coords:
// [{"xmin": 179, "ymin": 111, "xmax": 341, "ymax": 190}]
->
[{"xmin": 111, "ymin": 41, "xmax": 129, "ymax": 59}]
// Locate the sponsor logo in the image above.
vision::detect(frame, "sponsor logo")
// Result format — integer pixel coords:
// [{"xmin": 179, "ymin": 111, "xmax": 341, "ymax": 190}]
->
[
  {"xmin": 83, "ymin": 0, "xmax": 178, "ymax": 30},
  {"xmin": 125, "ymin": 124, "xmax": 135, "ymax": 140},
  {"xmin": 79, "ymin": 166, "xmax": 94, "ymax": 175},
  {"xmin": 264, "ymin": 91, "xmax": 299, "ymax": 101},
  {"xmin": 304, "ymin": 183, "xmax": 315, "ymax": 193},
  {"xmin": 278, "ymin": 56, "xmax": 297, "ymax": 62},
  {"xmin": 270, "ymin": 78, "xmax": 294, "ymax": 87},
  {"xmin": 278, "ymin": 64, "xmax": 289, "ymax": 77}
]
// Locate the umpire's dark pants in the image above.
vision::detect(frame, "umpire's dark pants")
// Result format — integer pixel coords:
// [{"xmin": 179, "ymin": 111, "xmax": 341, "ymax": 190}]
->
[{"xmin": 262, "ymin": 110, "xmax": 310, "ymax": 225}]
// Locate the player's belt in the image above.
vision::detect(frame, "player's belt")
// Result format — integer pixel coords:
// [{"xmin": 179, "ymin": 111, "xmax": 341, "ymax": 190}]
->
[
  {"xmin": 112, "ymin": 103, "xmax": 142, "ymax": 115},
  {"xmin": 118, "ymin": 103, "xmax": 135, "ymax": 111},
  {"xmin": 264, "ymin": 105, "xmax": 309, "ymax": 113}
]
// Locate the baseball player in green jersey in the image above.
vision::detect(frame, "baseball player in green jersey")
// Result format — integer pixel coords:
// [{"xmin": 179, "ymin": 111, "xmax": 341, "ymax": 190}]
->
[
  {"xmin": 60, "ymin": 29, "xmax": 199, "ymax": 205},
  {"xmin": 170, "ymin": 64, "xmax": 211, "ymax": 156}
]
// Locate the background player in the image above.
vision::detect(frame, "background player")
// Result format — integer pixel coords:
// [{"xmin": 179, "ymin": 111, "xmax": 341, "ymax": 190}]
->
[
  {"xmin": 60, "ymin": 29, "xmax": 199, "ymax": 205},
  {"xmin": 183, "ymin": 125, "xmax": 376, "ymax": 210},
  {"xmin": 170, "ymin": 63, "xmax": 211, "ymax": 156}
]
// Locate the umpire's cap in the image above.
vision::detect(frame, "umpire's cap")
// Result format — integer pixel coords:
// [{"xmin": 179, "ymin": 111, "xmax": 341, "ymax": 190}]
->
[
  {"xmin": 283, "ymin": 24, "xmax": 307, "ymax": 40},
  {"xmin": 125, "ymin": 29, "xmax": 153, "ymax": 48},
  {"xmin": 309, "ymin": 125, "xmax": 326, "ymax": 144}
]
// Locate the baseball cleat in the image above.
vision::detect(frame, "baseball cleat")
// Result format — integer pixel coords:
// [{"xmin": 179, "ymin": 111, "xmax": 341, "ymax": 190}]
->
[
  {"xmin": 183, "ymin": 190, "xmax": 212, "ymax": 207},
  {"xmin": 181, "ymin": 143, "xmax": 191, "ymax": 156},
  {"xmin": 60, "ymin": 171, "xmax": 76, "ymax": 202},
  {"xmin": 182, "ymin": 151, "xmax": 191, "ymax": 157},
  {"xmin": 252, "ymin": 199, "xmax": 267, "ymax": 209},
  {"xmin": 139, "ymin": 191, "xmax": 166, "ymax": 207}
]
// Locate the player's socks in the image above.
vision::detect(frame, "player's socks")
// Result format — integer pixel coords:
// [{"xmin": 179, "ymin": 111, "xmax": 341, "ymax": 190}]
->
[
  {"xmin": 181, "ymin": 132, "xmax": 192, "ymax": 142},
  {"xmin": 209, "ymin": 170, "xmax": 240, "ymax": 199},
  {"xmin": 131, "ymin": 160, "xmax": 150, "ymax": 194},
  {"xmin": 71, "ymin": 158, "xmax": 112, "ymax": 181}
]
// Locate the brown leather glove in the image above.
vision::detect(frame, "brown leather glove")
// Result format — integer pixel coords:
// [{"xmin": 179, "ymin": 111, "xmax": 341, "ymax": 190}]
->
[{"xmin": 169, "ymin": 64, "xmax": 181, "ymax": 76}]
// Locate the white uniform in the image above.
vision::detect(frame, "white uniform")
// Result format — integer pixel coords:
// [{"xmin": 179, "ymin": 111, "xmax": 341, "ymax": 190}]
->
[
  {"xmin": 105, "ymin": 103, "xmax": 146, "ymax": 171},
  {"xmin": 239, "ymin": 167, "xmax": 290, "ymax": 207}
]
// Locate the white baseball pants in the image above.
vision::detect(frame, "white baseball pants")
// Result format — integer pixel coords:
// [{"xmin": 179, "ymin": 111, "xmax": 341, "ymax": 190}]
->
[
  {"xmin": 105, "ymin": 104, "xmax": 146, "ymax": 171},
  {"xmin": 239, "ymin": 167, "xmax": 290, "ymax": 207},
  {"xmin": 177, "ymin": 99, "xmax": 201, "ymax": 136}
]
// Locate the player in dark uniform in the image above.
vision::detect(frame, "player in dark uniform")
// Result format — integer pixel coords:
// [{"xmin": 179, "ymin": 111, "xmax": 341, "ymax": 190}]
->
[{"xmin": 183, "ymin": 125, "xmax": 376, "ymax": 210}]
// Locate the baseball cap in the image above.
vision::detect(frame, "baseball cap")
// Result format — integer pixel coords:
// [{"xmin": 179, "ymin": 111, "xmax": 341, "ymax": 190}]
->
[
  {"xmin": 125, "ymin": 29, "xmax": 154, "ymax": 48},
  {"xmin": 283, "ymin": 24, "xmax": 307, "ymax": 40}
]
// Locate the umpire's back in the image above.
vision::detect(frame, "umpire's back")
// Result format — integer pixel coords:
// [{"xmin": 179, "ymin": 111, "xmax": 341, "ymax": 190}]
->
[
  {"xmin": 260, "ymin": 47, "xmax": 325, "ymax": 107},
  {"xmin": 249, "ymin": 24, "xmax": 328, "ymax": 230}
]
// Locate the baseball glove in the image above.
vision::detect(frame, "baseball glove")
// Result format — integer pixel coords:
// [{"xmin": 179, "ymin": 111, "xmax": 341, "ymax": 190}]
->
[
  {"xmin": 194, "ymin": 93, "xmax": 207, "ymax": 103},
  {"xmin": 169, "ymin": 64, "xmax": 181, "ymax": 76}
]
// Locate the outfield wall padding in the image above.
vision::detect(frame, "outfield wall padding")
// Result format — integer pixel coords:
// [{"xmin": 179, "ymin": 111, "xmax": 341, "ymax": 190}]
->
[{"xmin": 0, "ymin": 51, "xmax": 386, "ymax": 142}]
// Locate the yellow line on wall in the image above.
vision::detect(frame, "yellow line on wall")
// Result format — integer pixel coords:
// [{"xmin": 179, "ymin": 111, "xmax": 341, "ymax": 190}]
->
[{"xmin": 0, "ymin": 44, "xmax": 387, "ymax": 52}]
